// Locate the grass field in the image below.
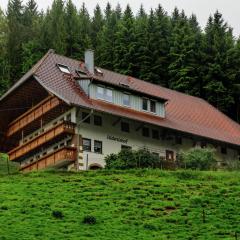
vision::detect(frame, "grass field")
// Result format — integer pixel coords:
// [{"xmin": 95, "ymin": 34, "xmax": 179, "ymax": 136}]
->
[{"xmin": 0, "ymin": 168, "xmax": 240, "ymax": 240}]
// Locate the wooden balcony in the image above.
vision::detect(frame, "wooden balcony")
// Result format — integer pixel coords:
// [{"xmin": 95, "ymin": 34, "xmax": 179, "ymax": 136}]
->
[
  {"xmin": 20, "ymin": 146, "xmax": 77, "ymax": 172},
  {"xmin": 8, "ymin": 121, "xmax": 76, "ymax": 161},
  {"xmin": 7, "ymin": 96, "xmax": 63, "ymax": 137}
]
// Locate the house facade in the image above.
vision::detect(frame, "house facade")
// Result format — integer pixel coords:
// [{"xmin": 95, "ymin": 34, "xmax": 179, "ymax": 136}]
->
[{"xmin": 0, "ymin": 50, "xmax": 239, "ymax": 171}]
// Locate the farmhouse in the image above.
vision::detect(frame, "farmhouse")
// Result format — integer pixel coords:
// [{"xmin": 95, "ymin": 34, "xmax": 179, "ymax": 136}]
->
[{"xmin": 0, "ymin": 49, "xmax": 239, "ymax": 171}]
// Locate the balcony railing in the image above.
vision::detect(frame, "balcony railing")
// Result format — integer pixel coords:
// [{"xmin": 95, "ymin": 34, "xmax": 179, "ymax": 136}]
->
[
  {"xmin": 20, "ymin": 146, "xmax": 77, "ymax": 172},
  {"xmin": 7, "ymin": 96, "xmax": 63, "ymax": 137},
  {"xmin": 8, "ymin": 121, "xmax": 76, "ymax": 161}
]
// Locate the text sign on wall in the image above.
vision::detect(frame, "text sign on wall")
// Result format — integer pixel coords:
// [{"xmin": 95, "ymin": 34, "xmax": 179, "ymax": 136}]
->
[{"xmin": 107, "ymin": 135, "xmax": 128, "ymax": 144}]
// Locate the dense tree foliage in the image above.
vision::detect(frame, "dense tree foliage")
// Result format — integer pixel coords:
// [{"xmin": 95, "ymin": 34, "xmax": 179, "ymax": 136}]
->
[{"xmin": 0, "ymin": 1, "xmax": 239, "ymax": 121}]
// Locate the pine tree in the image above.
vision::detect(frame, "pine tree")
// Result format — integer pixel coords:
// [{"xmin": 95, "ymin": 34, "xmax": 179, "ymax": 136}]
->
[
  {"xmin": 114, "ymin": 4, "xmax": 136, "ymax": 75},
  {"xmin": 0, "ymin": 8, "xmax": 10, "ymax": 95},
  {"xmin": 202, "ymin": 11, "xmax": 235, "ymax": 112},
  {"xmin": 7, "ymin": 0, "xmax": 24, "ymax": 83},
  {"xmin": 91, "ymin": 4, "xmax": 104, "ymax": 51},
  {"xmin": 21, "ymin": 0, "xmax": 43, "ymax": 73},
  {"xmin": 168, "ymin": 11, "xmax": 202, "ymax": 95},
  {"xmin": 65, "ymin": 0, "xmax": 80, "ymax": 57},
  {"xmin": 96, "ymin": 6, "xmax": 118, "ymax": 69},
  {"xmin": 134, "ymin": 5, "xmax": 149, "ymax": 79},
  {"xmin": 41, "ymin": 0, "xmax": 67, "ymax": 54},
  {"xmin": 77, "ymin": 3, "xmax": 92, "ymax": 59}
]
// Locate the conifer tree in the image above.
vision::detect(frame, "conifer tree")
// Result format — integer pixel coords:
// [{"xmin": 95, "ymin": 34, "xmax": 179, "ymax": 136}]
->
[
  {"xmin": 65, "ymin": 0, "xmax": 80, "ymax": 57},
  {"xmin": 202, "ymin": 11, "xmax": 235, "ymax": 112},
  {"xmin": 168, "ymin": 11, "xmax": 202, "ymax": 95},
  {"xmin": 0, "ymin": 8, "xmax": 10, "ymax": 94},
  {"xmin": 91, "ymin": 4, "xmax": 104, "ymax": 50},
  {"xmin": 42, "ymin": 0, "xmax": 67, "ymax": 54},
  {"xmin": 96, "ymin": 4, "xmax": 118, "ymax": 68},
  {"xmin": 7, "ymin": 0, "xmax": 24, "ymax": 83},
  {"xmin": 114, "ymin": 4, "xmax": 136, "ymax": 75}
]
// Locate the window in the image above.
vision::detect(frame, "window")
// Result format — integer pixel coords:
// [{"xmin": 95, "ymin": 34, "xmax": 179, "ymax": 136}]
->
[
  {"xmin": 142, "ymin": 98, "xmax": 148, "ymax": 111},
  {"xmin": 83, "ymin": 138, "xmax": 91, "ymax": 151},
  {"xmin": 121, "ymin": 122, "xmax": 130, "ymax": 133},
  {"xmin": 94, "ymin": 140, "xmax": 102, "ymax": 154},
  {"xmin": 96, "ymin": 86, "xmax": 104, "ymax": 99},
  {"xmin": 82, "ymin": 112, "xmax": 90, "ymax": 124},
  {"xmin": 152, "ymin": 129, "xmax": 159, "ymax": 140},
  {"xmin": 150, "ymin": 100, "xmax": 156, "ymax": 113},
  {"xmin": 96, "ymin": 86, "xmax": 113, "ymax": 102},
  {"xmin": 142, "ymin": 127, "xmax": 150, "ymax": 137},
  {"xmin": 57, "ymin": 64, "xmax": 71, "ymax": 74},
  {"xmin": 175, "ymin": 136, "xmax": 182, "ymax": 145},
  {"xmin": 105, "ymin": 89, "xmax": 113, "ymax": 102},
  {"xmin": 221, "ymin": 147, "xmax": 227, "ymax": 154},
  {"xmin": 121, "ymin": 145, "xmax": 132, "ymax": 151},
  {"xmin": 94, "ymin": 115, "xmax": 102, "ymax": 126},
  {"xmin": 166, "ymin": 150, "xmax": 174, "ymax": 161},
  {"xmin": 123, "ymin": 94, "xmax": 130, "ymax": 106}
]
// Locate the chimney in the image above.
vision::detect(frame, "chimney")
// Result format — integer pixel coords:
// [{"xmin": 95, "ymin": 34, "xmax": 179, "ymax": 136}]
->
[{"xmin": 84, "ymin": 49, "xmax": 94, "ymax": 74}]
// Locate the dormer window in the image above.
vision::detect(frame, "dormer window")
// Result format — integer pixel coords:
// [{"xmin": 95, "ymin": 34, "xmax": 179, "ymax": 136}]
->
[
  {"xmin": 150, "ymin": 100, "xmax": 156, "ymax": 113},
  {"xmin": 142, "ymin": 98, "xmax": 148, "ymax": 111},
  {"xmin": 96, "ymin": 86, "xmax": 113, "ymax": 102},
  {"xmin": 123, "ymin": 94, "xmax": 130, "ymax": 106},
  {"xmin": 57, "ymin": 64, "xmax": 70, "ymax": 74},
  {"xmin": 96, "ymin": 86, "xmax": 104, "ymax": 100},
  {"xmin": 105, "ymin": 89, "xmax": 113, "ymax": 102}
]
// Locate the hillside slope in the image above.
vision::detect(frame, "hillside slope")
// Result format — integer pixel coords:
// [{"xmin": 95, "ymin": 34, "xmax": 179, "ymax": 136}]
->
[{"xmin": 0, "ymin": 170, "xmax": 239, "ymax": 239}]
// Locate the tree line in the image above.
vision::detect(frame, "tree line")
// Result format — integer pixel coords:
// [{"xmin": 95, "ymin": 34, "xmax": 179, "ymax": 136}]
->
[{"xmin": 0, "ymin": 0, "xmax": 239, "ymax": 122}]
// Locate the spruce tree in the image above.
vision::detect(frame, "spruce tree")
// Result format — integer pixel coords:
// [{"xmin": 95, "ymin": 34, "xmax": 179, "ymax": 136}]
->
[
  {"xmin": 202, "ymin": 11, "xmax": 235, "ymax": 112},
  {"xmin": 114, "ymin": 4, "xmax": 136, "ymax": 75},
  {"xmin": 0, "ymin": 8, "xmax": 10, "ymax": 95},
  {"xmin": 7, "ymin": 0, "xmax": 24, "ymax": 83},
  {"xmin": 65, "ymin": 0, "xmax": 80, "ymax": 57},
  {"xmin": 168, "ymin": 11, "xmax": 202, "ymax": 95},
  {"xmin": 91, "ymin": 4, "xmax": 104, "ymax": 51},
  {"xmin": 96, "ymin": 5, "xmax": 118, "ymax": 69},
  {"xmin": 41, "ymin": 0, "xmax": 67, "ymax": 54}
]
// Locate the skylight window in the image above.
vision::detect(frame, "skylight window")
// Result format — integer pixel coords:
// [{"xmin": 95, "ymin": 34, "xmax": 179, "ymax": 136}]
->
[
  {"xmin": 95, "ymin": 67, "xmax": 103, "ymax": 75},
  {"xmin": 57, "ymin": 64, "xmax": 71, "ymax": 74},
  {"xmin": 76, "ymin": 70, "xmax": 87, "ymax": 78}
]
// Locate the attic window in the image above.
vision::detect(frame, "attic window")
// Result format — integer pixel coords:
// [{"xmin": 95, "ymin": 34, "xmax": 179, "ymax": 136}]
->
[{"xmin": 57, "ymin": 64, "xmax": 71, "ymax": 74}]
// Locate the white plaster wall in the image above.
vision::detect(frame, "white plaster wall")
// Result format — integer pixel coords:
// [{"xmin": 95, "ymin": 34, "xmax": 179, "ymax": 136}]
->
[{"xmin": 77, "ymin": 108, "xmax": 239, "ymax": 170}]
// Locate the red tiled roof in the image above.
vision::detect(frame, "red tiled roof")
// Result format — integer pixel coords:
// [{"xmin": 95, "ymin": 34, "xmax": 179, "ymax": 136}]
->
[{"xmin": 2, "ymin": 50, "xmax": 240, "ymax": 147}]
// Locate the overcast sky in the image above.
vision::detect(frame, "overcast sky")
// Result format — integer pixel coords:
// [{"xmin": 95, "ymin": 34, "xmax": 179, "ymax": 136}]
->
[{"xmin": 0, "ymin": 0, "xmax": 239, "ymax": 36}]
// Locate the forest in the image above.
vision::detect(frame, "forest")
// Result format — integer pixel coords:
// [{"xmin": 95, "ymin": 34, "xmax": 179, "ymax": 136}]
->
[{"xmin": 0, "ymin": 0, "xmax": 239, "ymax": 122}]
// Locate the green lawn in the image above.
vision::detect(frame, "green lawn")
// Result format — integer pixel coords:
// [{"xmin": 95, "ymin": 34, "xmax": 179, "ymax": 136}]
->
[{"xmin": 0, "ymin": 169, "xmax": 239, "ymax": 239}]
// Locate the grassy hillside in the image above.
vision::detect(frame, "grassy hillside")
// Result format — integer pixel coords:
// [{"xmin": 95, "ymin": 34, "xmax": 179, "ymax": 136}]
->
[
  {"xmin": 0, "ymin": 154, "xmax": 19, "ymax": 175},
  {"xmin": 0, "ymin": 170, "xmax": 240, "ymax": 239}
]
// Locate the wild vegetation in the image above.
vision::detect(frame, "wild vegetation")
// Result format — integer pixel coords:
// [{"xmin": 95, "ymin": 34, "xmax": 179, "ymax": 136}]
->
[
  {"xmin": 0, "ymin": 0, "xmax": 239, "ymax": 122},
  {"xmin": 0, "ymin": 167, "xmax": 240, "ymax": 239}
]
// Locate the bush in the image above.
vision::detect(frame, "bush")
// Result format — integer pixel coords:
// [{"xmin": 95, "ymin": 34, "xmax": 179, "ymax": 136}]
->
[
  {"xmin": 52, "ymin": 210, "xmax": 64, "ymax": 219},
  {"xmin": 105, "ymin": 149, "xmax": 160, "ymax": 170},
  {"xmin": 179, "ymin": 148, "xmax": 217, "ymax": 170},
  {"xmin": 82, "ymin": 215, "xmax": 96, "ymax": 225}
]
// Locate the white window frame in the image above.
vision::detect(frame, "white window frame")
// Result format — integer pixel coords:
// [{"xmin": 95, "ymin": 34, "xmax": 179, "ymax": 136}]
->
[
  {"xmin": 123, "ymin": 93, "xmax": 130, "ymax": 107},
  {"xmin": 57, "ymin": 64, "xmax": 71, "ymax": 74},
  {"xmin": 96, "ymin": 86, "xmax": 105, "ymax": 100}
]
